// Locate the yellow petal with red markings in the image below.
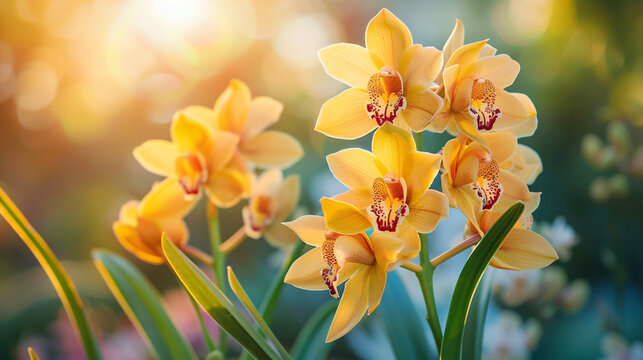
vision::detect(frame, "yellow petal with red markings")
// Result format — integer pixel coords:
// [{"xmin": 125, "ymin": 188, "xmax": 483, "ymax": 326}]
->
[
  {"xmin": 139, "ymin": 178, "xmax": 197, "ymax": 219},
  {"xmin": 407, "ymin": 190, "xmax": 449, "ymax": 233},
  {"xmin": 315, "ymin": 88, "xmax": 377, "ymax": 140},
  {"xmin": 326, "ymin": 267, "xmax": 371, "ymax": 342},
  {"xmin": 241, "ymin": 131, "xmax": 303, "ymax": 168},
  {"xmin": 318, "ymin": 43, "xmax": 381, "ymax": 89},
  {"xmin": 283, "ymin": 215, "xmax": 327, "ymax": 247},
  {"xmin": 212, "ymin": 79, "xmax": 251, "ymax": 134},
  {"xmin": 492, "ymin": 229, "xmax": 558, "ymax": 270},
  {"xmin": 284, "ymin": 248, "xmax": 328, "ymax": 290},
  {"xmin": 133, "ymin": 140, "xmax": 179, "ymax": 177},
  {"xmin": 242, "ymin": 96, "xmax": 283, "ymax": 141},
  {"xmin": 372, "ymin": 122, "xmax": 415, "ymax": 174},
  {"xmin": 320, "ymin": 197, "xmax": 372, "ymax": 235},
  {"xmin": 327, "ymin": 148, "xmax": 387, "ymax": 191},
  {"xmin": 365, "ymin": 9, "xmax": 412, "ymax": 68}
]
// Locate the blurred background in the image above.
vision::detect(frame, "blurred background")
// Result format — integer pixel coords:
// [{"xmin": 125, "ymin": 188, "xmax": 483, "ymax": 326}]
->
[{"xmin": 0, "ymin": 0, "xmax": 641, "ymax": 359}]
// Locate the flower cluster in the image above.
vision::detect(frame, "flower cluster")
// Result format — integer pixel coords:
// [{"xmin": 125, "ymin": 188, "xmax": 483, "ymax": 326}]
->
[
  {"xmin": 284, "ymin": 9, "xmax": 558, "ymax": 342},
  {"xmin": 113, "ymin": 80, "xmax": 304, "ymax": 263}
]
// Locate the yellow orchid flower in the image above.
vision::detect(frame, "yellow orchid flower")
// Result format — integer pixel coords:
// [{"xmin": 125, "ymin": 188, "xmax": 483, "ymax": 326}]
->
[
  {"xmin": 501, "ymin": 143, "xmax": 543, "ymax": 185},
  {"xmin": 431, "ymin": 20, "xmax": 535, "ymax": 148},
  {"xmin": 180, "ymin": 79, "xmax": 303, "ymax": 171},
  {"xmin": 134, "ymin": 107, "xmax": 251, "ymax": 208},
  {"xmin": 242, "ymin": 168, "xmax": 300, "ymax": 247},
  {"xmin": 113, "ymin": 178, "xmax": 196, "ymax": 264},
  {"xmin": 464, "ymin": 209, "xmax": 558, "ymax": 270},
  {"xmin": 315, "ymin": 8, "xmax": 443, "ymax": 139},
  {"xmin": 284, "ymin": 198, "xmax": 419, "ymax": 342},
  {"xmin": 441, "ymin": 132, "xmax": 540, "ymax": 233},
  {"xmin": 326, "ymin": 123, "xmax": 449, "ymax": 236}
]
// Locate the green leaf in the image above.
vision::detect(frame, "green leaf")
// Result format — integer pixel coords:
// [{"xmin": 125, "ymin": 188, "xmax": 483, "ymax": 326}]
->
[
  {"xmin": 291, "ymin": 301, "xmax": 336, "ymax": 360},
  {"xmin": 0, "ymin": 186, "xmax": 102, "ymax": 360},
  {"xmin": 380, "ymin": 270, "xmax": 433, "ymax": 359},
  {"xmin": 441, "ymin": 202, "xmax": 524, "ymax": 360},
  {"xmin": 227, "ymin": 267, "xmax": 292, "ymax": 360},
  {"xmin": 161, "ymin": 234, "xmax": 281, "ymax": 360},
  {"xmin": 93, "ymin": 250, "xmax": 197, "ymax": 360},
  {"xmin": 462, "ymin": 268, "xmax": 494, "ymax": 360}
]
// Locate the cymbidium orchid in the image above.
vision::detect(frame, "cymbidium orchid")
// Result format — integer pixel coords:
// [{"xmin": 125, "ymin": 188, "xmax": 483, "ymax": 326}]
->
[
  {"xmin": 113, "ymin": 178, "xmax": 196, "ymax": 264},
  {"xmin": 316, "ymin": 9, "xmax": 443, "ymax": 139},
  {"xmin": 242, "ymin": 168, "xmax": 300, "ymax": 247},
  {"xmin": 441, "ymin": 132, "xmax": 540, "ymax": 233},
  {"xmin": 431, "ymin": 20, "xmax": 535, "ymax": 148},
  {"xmin": 502, "ymin": 143, "xmax": 543, "ymax": 185},
  {"xmin": 284, "ymin": 198, "xmax": 419, "ymax": 342},
  {"xmin": 180, "ymin": 79, "xmax": 303, "ymax": 171},
  {"xmin": 134, "ymin": 108, "xmax": 251, "ymax": 208},
  {"xmin": 327, "ymin": 123, "xmax": 449, "ymax": 235},
  {"xmin": 464, "ymin": 209, "xmax": 558, "ymax": 270}
]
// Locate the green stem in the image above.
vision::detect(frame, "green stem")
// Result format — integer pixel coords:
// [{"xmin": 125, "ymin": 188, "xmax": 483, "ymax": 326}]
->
[
  {"xmin": 183, "ymin": 282, "xmax": 216, "ymax": 352},
  {"xmin": 240, "ymin": 240, "xmax": 306, "ymax": 360},
  {"xmin": 416, "ymin": 232, "xmax": 443, "ymax": 353},
  {"xmin": 259, "ymin": 240, "xmax": 306, "ymax": 322},
  {"xmin": 207, "ymin": 204, "xmax": 227, "ymax": 356},
  {"xmin": 412, "ymin": 132, "xmax": 443, "ymax": 352}
]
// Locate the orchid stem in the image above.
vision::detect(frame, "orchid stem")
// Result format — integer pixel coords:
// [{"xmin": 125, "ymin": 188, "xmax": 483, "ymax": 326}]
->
[
  {"xmin": 207, "ymin": 203, "xmax": 227, "ymax": 356},
  {"xmin": 416, "ymin": 232, "xmax": 443, "ymax": 353},
  {"xmin": 430, "ymin": 234, "xmax": 482, "ymax": 267},
  {"xmin": 183, "ymin": 245, "xmax": 213, "ymax": 265},
  {"xmin": 400, "ymin": 261, "xmax": 422, "ymax": 273},
  {"xmin": 412, "ymin": 132, "xmax": 443, "ymax": 352},
  {"xmin": 219, "ymin": 227, "xmax": 247, "ymax": 253}
]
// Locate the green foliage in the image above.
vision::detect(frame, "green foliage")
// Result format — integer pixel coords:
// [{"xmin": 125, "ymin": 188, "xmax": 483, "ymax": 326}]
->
[
  {"xmin": 161, "ymin": 234, "xmax": 281, "ymax": 360},
  {"xmin": 93, "ymin": 250, "xmax": 197, "ymax": 360},
  {"xmin": 441, "ymin": 202, "xmax": 525, "ymax": 360}
]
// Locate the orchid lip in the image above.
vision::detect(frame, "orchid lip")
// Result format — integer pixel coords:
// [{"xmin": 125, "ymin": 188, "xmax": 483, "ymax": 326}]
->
[
  {"xmin": 469, "ymin": 78, "xmax": 502, "ymax": 131},
  {"xmin": 365, "ymin": 66, "xmax": 407, "ymax": 126},
  {"xmin": 367, "ymin": 173, "xmax": 409, "ymax": 232}
]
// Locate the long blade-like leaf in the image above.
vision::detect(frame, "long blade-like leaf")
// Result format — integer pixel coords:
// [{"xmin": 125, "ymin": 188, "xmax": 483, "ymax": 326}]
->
[
  {"xmin": 461, "ymin": 268, "xmax": 494, "ymax": 360},
  {"xmin": 0, "ymin": 186, "xmax": 102, "ymax": 360},
  {"xmin": 441, "ymin": 202, "xmax": 524, "ymax": 359},
  {"xmin": 227, "ymin": 267, "xmax": 291, "ymax": 360},
  {"xmin": 93, "ymin": 250, "xmax": 197, "ymax": 360},
  {"xmin": 291, "ymin": 301, "xmax": 337, "ymax": 360},
  {"xmin": 161, "ymin": 234, "xmax": 280, "ymax": 360}
]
